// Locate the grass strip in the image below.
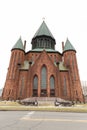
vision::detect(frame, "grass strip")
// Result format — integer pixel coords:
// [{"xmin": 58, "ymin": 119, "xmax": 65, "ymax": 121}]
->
[{"xmin": 0, "ymin": 106, "xmax": 87, "ymax": 113}]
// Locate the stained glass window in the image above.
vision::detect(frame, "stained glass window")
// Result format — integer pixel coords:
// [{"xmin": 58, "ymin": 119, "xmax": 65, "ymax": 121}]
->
[
  {"xmin": 41, "ymin": 66, "xmax": 47, "ymax": 89},
  {"xmin": 50, "ymin": 76, "xmax": 55, "ymax": 89},
  {"xmin": 33, "ymin": 75, "xmax": 38, "ymax": 89}
]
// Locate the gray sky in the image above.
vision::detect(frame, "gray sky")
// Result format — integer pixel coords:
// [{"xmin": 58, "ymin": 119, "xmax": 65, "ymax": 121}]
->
[{"xmin": 0, "ymin": 0, "xmax": 87, "ymax": 89}]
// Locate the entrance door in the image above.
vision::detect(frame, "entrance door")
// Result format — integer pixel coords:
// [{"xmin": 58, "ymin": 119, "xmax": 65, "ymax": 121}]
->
[{"xmin": 41, "ymin": 89, "xmax": 47, "ymax": 97}]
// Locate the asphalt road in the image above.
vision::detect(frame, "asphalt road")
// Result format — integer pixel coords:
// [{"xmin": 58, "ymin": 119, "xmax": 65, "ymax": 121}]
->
[{"xmin": 0, "ymin": 111, "xmax": 87, "ymax": 130}]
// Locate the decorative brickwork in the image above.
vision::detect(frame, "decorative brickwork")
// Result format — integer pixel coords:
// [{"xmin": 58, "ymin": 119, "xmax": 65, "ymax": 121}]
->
[{"xmin": 2, "ymin": 21, "xmax": 84, "ymax": 102}]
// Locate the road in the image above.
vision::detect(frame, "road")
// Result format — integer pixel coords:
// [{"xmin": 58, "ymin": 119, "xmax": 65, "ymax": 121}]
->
[{"xmin": 0, "ymin": 111, "xmax": 87, "ymax": 130}]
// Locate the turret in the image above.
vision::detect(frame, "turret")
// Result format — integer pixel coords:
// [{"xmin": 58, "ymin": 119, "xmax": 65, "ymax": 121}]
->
[
  {"xmin": 63, "ymin": 38, "xmax": 76, "ymax": 69},
  {"xmin": 63, "ymin": 38, "xmax": 83, "ymax": 102},
  {"xmin": 11, "ymin": 37, "xmax": 25, "ymax": 65},
  {"xmin": 2, "ymin": 37, "xmax": 25, "ymax": 100}
]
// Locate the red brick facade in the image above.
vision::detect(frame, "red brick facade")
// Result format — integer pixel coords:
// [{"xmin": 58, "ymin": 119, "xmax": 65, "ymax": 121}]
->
[{"xmin": 2, "ymin": 22, "xmax": 84, "ymax": 102}]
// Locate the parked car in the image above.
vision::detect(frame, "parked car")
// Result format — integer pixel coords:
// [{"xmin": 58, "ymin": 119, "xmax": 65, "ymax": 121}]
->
[
  {"xmin": 54, "ymin": 100, "xmax": 74, "ymax": 106},
  {"xmin": 19, "ymin": 100, "xmax": 38, "ymax": 106}
]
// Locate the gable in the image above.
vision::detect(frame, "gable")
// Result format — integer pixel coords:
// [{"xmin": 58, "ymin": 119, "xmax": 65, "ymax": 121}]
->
[{"xmin": 31, "ymin": 50, "xmax": 56, "ymax": 74}]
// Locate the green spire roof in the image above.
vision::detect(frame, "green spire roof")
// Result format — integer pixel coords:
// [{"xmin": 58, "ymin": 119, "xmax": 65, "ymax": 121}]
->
[
  {"xmin": 33, "ymin": 21, "xmax": 54, "ymax": 39},
  {"xmin": 12, "ymin": 37, "xmax": 24, "ymax": 51},
  {"xmin": 64, "ymin": 38, "xmax": 76, "ymax": 52}
]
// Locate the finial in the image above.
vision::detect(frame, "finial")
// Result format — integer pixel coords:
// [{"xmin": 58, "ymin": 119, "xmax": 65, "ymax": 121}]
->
[
  {"xmin": 66, "ymin": 37, "xmax": 68, "ymax": 41},
  {"xmin": 42, "ymin": 17, "xmax": 45, "ymax": 21}
]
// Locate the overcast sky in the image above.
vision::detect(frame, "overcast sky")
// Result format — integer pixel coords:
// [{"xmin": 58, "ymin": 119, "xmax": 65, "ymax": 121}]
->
[{"xmin": 0, "ymin": 0, "xmax": 87, "ymax": 89}]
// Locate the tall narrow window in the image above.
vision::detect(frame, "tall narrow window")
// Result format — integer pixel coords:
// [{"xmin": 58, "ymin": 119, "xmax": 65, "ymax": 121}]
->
[
  {"xmin": 41, "ymin": 66, "xmax": 47, "ymax": 89},
  {"xmin": 33, "ymin": 75, "xmax": 38, "ymax": 89},
  {"xmin": 33, "ymin": 75, "xmax": 38, "ymax": 96},
  {"xmin": 63, "ymin": 77, "xmax": 67, "ymax": 96},
  {"xmin": 18, "ymin": 52, "xmax": 21, "ymax": 64},
  {"xmin": 50, "ymin": 76, "xmax": 55, "ymax": 89},
  {"xmin": 50, "ymin": 75, "xmax": 55, "ymax": 96},
  {"xmin": 72, "ymin": 56, "xmax": 76, "ymax": 80}
]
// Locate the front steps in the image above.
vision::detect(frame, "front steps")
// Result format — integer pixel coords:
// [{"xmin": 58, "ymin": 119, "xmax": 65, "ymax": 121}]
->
[{"xmin": 21, "ymin": 97, "xmax": 66, "ymax": 106}]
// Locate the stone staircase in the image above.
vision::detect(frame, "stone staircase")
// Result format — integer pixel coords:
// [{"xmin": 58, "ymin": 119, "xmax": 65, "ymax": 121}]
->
[{"xmin": 21, "ymin": 97, "xmax": 66, "ymax": 106}]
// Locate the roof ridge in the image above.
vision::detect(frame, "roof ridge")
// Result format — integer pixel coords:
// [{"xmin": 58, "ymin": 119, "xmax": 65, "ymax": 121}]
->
[{"xmin": 31, "ymin": 50, "xmax": 56, "ymax": 68}]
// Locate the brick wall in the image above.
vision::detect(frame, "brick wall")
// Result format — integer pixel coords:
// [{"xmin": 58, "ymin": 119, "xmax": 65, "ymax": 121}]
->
[{"xmin": 2, "ymin": 49, "xmax": 84, "ymax": 102}]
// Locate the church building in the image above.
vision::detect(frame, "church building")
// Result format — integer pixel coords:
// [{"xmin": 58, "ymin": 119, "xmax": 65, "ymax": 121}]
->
[{"xmin": 2, "ymin": 21, "xmax": 84, "ymax": 102}]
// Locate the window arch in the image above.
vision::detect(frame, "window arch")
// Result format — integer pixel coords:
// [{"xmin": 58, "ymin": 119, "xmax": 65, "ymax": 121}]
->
[
  {"xmin": 33, "ymin": 75, "xmax": 38, "ymax": 97},
  {"xmin": 50, "ymin": 76, "xmax": 55, "ymax": 89},
  {"xmin": 41, "ymin": 66, "xmax": 47, "ymax": 89},
  {"xmin": 50, "ymin": 75, "xmax": 55, "ymax": 96},
  {"xmin": 33, "ymin": 75, "xmax": 38, "ymax": 89}
]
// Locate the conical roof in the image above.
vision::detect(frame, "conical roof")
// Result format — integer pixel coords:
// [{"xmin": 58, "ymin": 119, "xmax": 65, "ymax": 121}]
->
[
  {"xmin": 33, "ymin": 21, "xmax": 54, "ymax": 39},
  {"xmin": 63, "ymin": 38, "xmax": 76, "ymax": 52},
  {"xmin": 12, "ymin": 37, "xmax": 24, "ymax": 51}
]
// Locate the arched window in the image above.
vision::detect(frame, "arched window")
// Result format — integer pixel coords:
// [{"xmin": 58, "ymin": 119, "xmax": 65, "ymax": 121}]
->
[
  {"xmin": 33, "ymin": 75, "xmax": 38, "ymax": 89},
  {"xmin": 50, "ymin": 76, "xmax": 55, "ymax": 89},
  {"xmin": 41, "ymin": 66, "xmax": 47, "ymax": 89},
  {"xmin": 50, "ymin": 75, "xmax": 55, "ymax": 97},
  {"xmin": 33, "ymin": 75, "xmax": 38, "ymax": 97},
  {"xmin": 63, "ymin": 77, "xmax": 67, "ymax": 96}
]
